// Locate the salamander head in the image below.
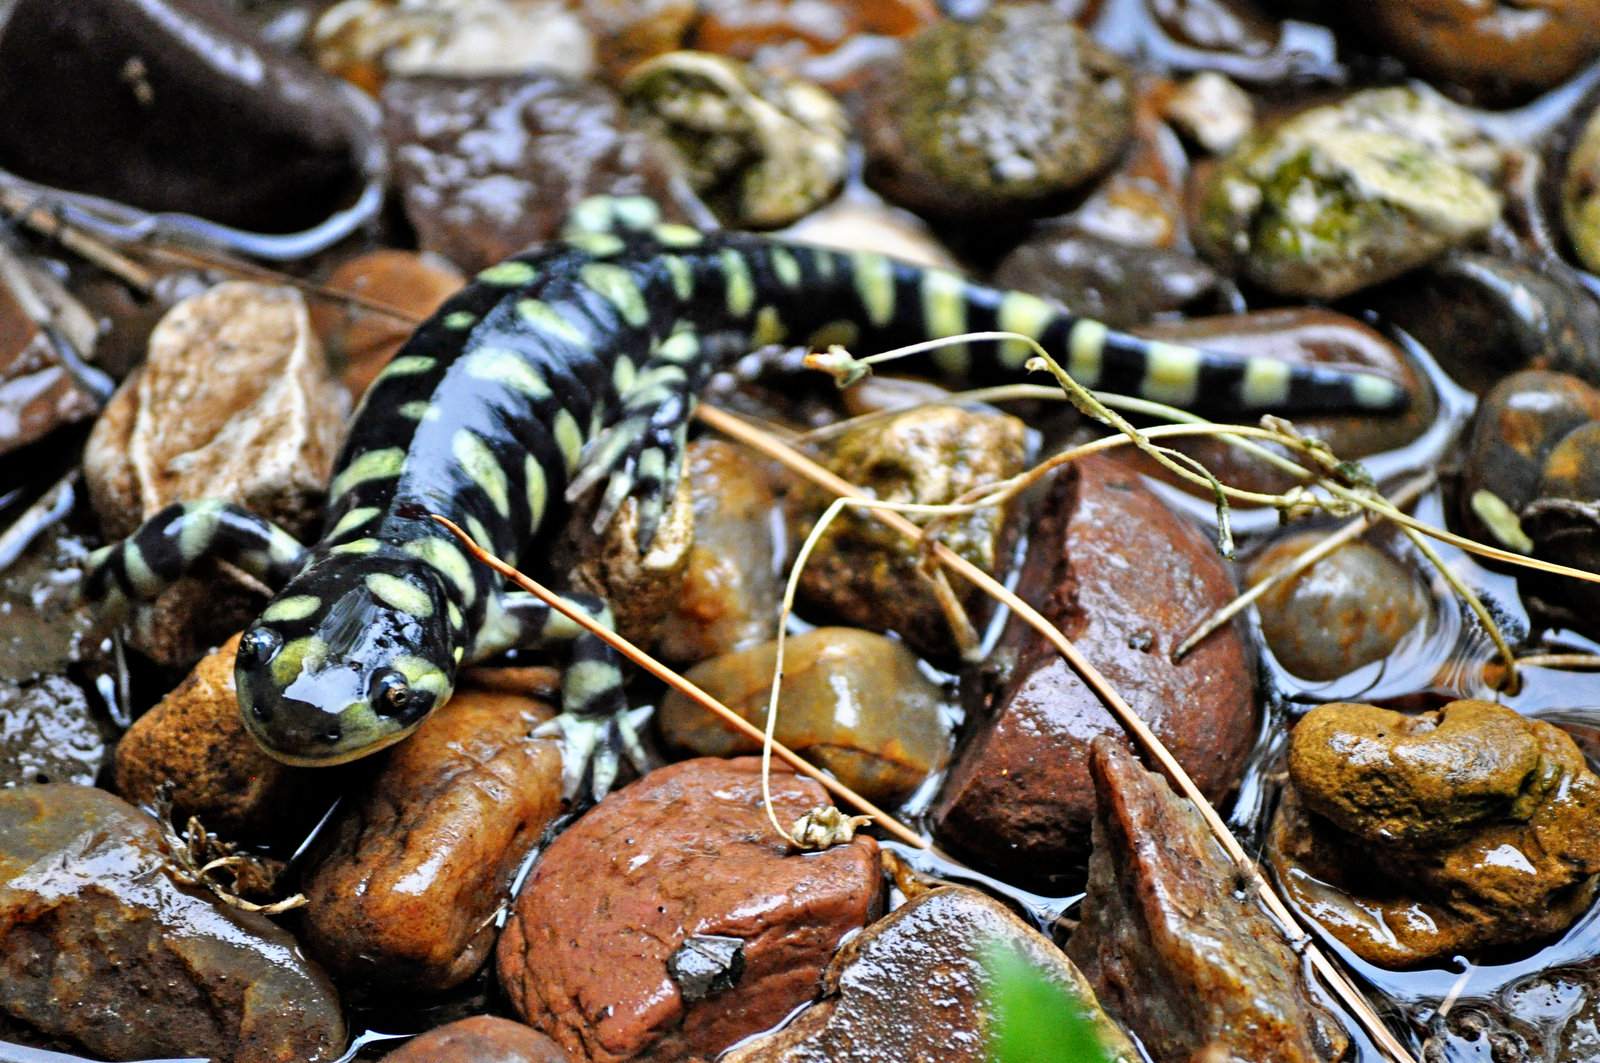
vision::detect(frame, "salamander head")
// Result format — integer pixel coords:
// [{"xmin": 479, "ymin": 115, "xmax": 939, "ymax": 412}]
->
[{"xmin": 234, "ymin": 552, "xmax": 460, "ymax": 766}]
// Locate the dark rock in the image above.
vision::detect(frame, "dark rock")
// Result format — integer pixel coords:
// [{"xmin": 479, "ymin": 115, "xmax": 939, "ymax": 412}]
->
[
  {"xmin": 84, "ymin": 282, "xmax": 349, "ymax": 666},
  {"xmin": 0, "ymin": 0, "xmax": 377, "ymax": 234},
  {"xmin": 794, "ymin": 404, "xmax": 1026, "ymax": 663},
  {"xmin": 0, "ymin": 503, "xmax": 102, "ymax": 681},
  {"xmin": 496, "ymin": 756, "xmax": 882, "ymax": 1063},
  {"xmin": 1247, "ymin": 534, "xmax": 1430, "ymax": 682},
  {"xmin": 990, "ymin": 229, "xmax": 1220, "ymax": 331},
  {"xmin": 381, "ymin": 73, "xmax": 693, "ymax": 273},
  {"xmin": 0, "ymin": 784, "xmax": 344, "ymax": 1063},
  {"xmin": 1270, "ymin": 700, "xmax": 1600, "ymax": 968},
  {"xmin": 378, "ymin": 1016, "xmax": 572, "ymax": 1063},
  {"xmin": 657, "ymin": 627, "xmax": 950, "ymax": 804},
  {"xmin": 113, "ymin": 632, "xmax": 338, "ymax": 842},
  {"xmin": 668, "ymin": 934, "xmax": 747, "ymax": 1003},
  {"xmin": 1418, "ymin": 966, "xmax": 1600, "ymax": 1063},
  {"xmin": 931, "ymin": 454, "xmax": 1255, "ymax": 883},
  {"xmin": 0, "ymin": 675, "xmax": 109, "ymax": 788},
  {"xmin": 722, "ymin": 885, "xmax": 1139, "ymax": 1063},
  {"xmin": 861, "ymin": 5, "xmax": 1133, "ymax": 219},
  {"xmin": 652, "ymin": 440, "xmax": 784, "ymax": 666},
  {"xmin": 301, "ymin": 687, "xmax": 564, "ymax": 996},
  {"xmin": 1067, "ymin": 739, "xmax": 1349, "ymax": 1063}
]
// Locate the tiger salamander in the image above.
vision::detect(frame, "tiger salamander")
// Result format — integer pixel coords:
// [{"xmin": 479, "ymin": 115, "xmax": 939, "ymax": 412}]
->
[{"xmin": 83, "ymin": 196, "xmax": 1408, "ymax": 798}]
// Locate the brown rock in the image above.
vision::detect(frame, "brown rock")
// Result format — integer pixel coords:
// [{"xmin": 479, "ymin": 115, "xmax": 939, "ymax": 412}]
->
[
  {"xmin": 795, "ymin": 404, "xmax": 1026, "ymax": 663},
  {"xmin": 1270, "ymin": 700, "xmax": 1600, "ymax": 968},
  {"xmin": 0, "ymin": 784, "xmax": 344, "ymax": 1063},
  {"xmin": 657, "ymin": 627, "xmax": 950, "ymax": 804},
  {"xmin": 309, "ymin": 248, "xmax": 466, "ymax": 400},
  {"xmin": 113, "ymin": 633, "xmax": 337, "ymax": 842},
  {"xmin": 496, "ymin": 757, "xmax": 883, "ymax": 1063},
  {"xmin": 379, "ymin": 1016, "xmax": 572, "ymax": 1063},
  {"xmin": 381, "ymin": 73, "xmax": 694, "ymax": 274},
  {"xmin": 301, "ymin": 688, "xmax": 564, "ymax": 995},
  {"xmin": 690, "ymin": 0, "xmax": 938, "ymax": 69},
  {"xmin": 723, "ymin": 885, "xmax": 1139, "ymax": 1063},
  {"xmin": 559, "ymin": 474, "xmax": 695, "ymax": 647},
  {"xmin": 0, "ymin": 245, "xmax": 102, "ymax": 457},
  {"xmin": 1067, "ymin": 739, "xmax": 1348, "ymax": 1063},
  {"xmin": 653, "ymin": 439, "xmax": 784, "ymax": 665},
  {"xmin": 83, "ymin": 281, "xmax": 350, "ymax": 665},
  {"xmin": 931, "ymin": 454, "xmax": 1255, "ymax": 883},
  {"xmin": 575, "ymin": 0, "xmax": 696, "ymax": 85}
]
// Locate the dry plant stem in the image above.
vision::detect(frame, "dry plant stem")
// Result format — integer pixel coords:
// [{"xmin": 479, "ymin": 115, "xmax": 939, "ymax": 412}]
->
[
  {"xmin": 429, "ymin": 514, "xmax": 928, "ymax": 849},
  {"xmin": 0, "ymin": 187, "xmax": 156, "ymax": 293},
  {"xmin": 1517, "ymin": 653, "xmax": 1600, "ymax": 670},
  {"xmin": 1174, "ymin": 471, "xmax": 1438, "ymax": 660},
  {"xmin": 697, "ymin": 402, "xmax": 1421, "ymax": 1063}
]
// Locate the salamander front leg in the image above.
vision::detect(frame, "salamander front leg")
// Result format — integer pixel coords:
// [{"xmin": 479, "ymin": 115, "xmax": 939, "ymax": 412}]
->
[
  {"xmin": 81, "ymin": 500, "xmax": 307, "ymax": 611},
  {"xmin": 476, "ymin": 589, "xmax": 650, "ymax": 800}
]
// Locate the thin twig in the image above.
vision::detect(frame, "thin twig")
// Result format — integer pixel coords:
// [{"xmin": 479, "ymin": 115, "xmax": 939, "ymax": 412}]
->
[
  {"xmin": 430, "ymin": 514, "xmax": 928, "ymax": 849},
  {"xmin": 697, "ymin": 402, "xmax": 1421, "ymax": 1063},
  {"xmin": 0, "ymin": 187, "xmax": 156, "ymax": 293}
]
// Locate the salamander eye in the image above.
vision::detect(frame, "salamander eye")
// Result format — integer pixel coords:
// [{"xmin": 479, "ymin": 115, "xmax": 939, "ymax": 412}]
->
[
  {"xmin": 370, "ymin": 669, "xmax": 412, "ymax": 717},
  {"xmin": 237, "ymin": 627, "xmax": 282, "ymax": 665}
]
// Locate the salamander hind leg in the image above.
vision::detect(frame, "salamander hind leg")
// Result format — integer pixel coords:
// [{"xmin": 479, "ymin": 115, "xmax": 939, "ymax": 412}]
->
[{"xmin": 477, "ymin": 589, "xmax": 650, "ymax": 800}]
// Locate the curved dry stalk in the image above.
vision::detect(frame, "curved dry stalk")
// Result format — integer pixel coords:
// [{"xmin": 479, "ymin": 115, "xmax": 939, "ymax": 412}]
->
[
  {"xmin": 697, "ymin": 402, "xmax": 1421, "ymax": 1063},
  {"xmin": 0, "ymin": 186, "xmax": 155, "ymax": 292},
  {"xmin": 1516, "ymin": 653, "xmax": 1600, "ymax": 670},
  {"xmin": 430, "ymin": 514, "xmax": 928, "ymax": 850}
]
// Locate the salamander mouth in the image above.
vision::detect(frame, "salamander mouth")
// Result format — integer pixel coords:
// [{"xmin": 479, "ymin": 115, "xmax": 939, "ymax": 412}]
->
[{"xmin": 240, "ymin": 706, "xmax": 420, "ymax": 767}]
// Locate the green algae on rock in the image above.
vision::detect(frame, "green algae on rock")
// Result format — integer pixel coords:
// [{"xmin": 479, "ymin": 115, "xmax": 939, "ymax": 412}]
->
[{"xmin": 1196, "ymin": 87, "xmax": 1502, "ymax": 300}]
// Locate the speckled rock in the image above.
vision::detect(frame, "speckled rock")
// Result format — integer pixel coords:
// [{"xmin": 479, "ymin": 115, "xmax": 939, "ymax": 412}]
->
[
  {"xmin": 795, "ymin": 404, "xmax": 1026, "ymax": 663},
  {"xmin": 378, "ymin": 1016, "xmax": 572, "ymax": 1063},
  {"xmin": 861, "ymin": 5, "xmax": 1133, "ymax": 219},
  {"xmin": 0, "ymin": 784, "xmax": 344, "ymax": 1063},
  {"xmin": 931, "ymin": 454, "xmax": 1255, "ymax": 884},
  {"xmin": 652, "ymin": 440, "xmax": 783, "ymax": 665},
  {"xmin": 0, "ymin": 675, "xmax": 109, "ymax": 789},
  {"xmin": 1196, "ymin": 86, "xmax": 1502, "ymax": 300},
  {"xmin": 301, "ymin": 687, "xmax": 564, "ymax": 995},
  {"xmin": 657, "ymin": 627, "xmax": 950, "ymax": 804},
  {"xmin": 1248, "ymin": 535, "xmax": 1430, "ymax": 682},
  {"xmin": 1068, "ymin": 739, "xmax": 1349, "ymax": 1063},
  {"xmin": 1270, "ymin": 700, "xmax": 1600, "ymax": 968},
  {"xmin": 381, "ymin": 73, "xmax": 695, "ymax": 273},
  {"xmin": 113, "ymin": 633, "xmax": 337, "ymax": 842},
  {"xmin": 83, "ymin": 282, "xmax": 349, "ymax": 666},
  {"xmin": 722, "ymin": 886, "xmax": 1139, "ymax": 1063},
  {"xmin": 623, "ymin": 52, "xmax": 848, "ymax": 229},
  {"xmin": 496, "ymin": 757, "xmax": 882, "ymax": 1063}
]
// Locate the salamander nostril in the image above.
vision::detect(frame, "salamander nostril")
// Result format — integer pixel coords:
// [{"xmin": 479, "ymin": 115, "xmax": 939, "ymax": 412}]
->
[{"xmin": 370, "ymin": 669, "xmax": 412, "ymax": 717}]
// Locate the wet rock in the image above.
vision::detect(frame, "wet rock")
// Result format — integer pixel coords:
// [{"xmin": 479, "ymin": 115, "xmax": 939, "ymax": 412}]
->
[
  {"xmin": 1421, "ymin": 966, "xmax": 1600, "ymax": 1063},
  {"xmin": 623, "ymin": 52, "xmax": 848, "ymax": 230},
  {"xmin": 722, "ymin": 885, "xmax": 1139, "ymax": 1063},
  {"xmin": 1162, "ymin": 71, "xmax": 1254, "ymax": 157},
  {"xmin": 0, "ymin": 784, "xmax": 344, "ymax": 1063},
  {"xmin": 113, "ymin": 633, "xmax": 337, "ymax": 842},
  {"xmin": 0, "ymin": 246, "xmax": 103, "ymax": 457},
  {"xmin": 795, "ymin": 404, "xmax": 1026, "ymax": 663},
  {"xmin": 0, "ymin": 675, "xmax": 109, "ymax": 788},
  {"xmin": 382, "ymin": 73, "xmax": 693, "ymax": 274},
  {"xmin": 301, "ymin": 687, "xmax": 563, "ymax": 996},
  {"xmin": 1132, "ymin": 308, "xmax": 1430, "ymax": 498},
  {"xmin": 1064, "ymin": 76, "xmax": 1190, "ymax": 250},
  {"xmin": 1522, "ymin": 496, "xmax": 1600, "ymax": 640},
  {"xmin": 84, "ymin": 282, "xmax": 349, "ymax": 665},
  {"xmin": 861, "ymin": 6, "xmax": 1134, "ymax": 220},
  {"xmin": 1196, "ymin": 86, "xmax": 1502, "ymax": 300},
  {"xmin": 931, "ymin": 454, "xmax": 1255, "ymax": 883},
  {"xmin": 309, "ymin": 248, "xmax": 465, "ymax": 400},
  {"xmin": 0, "ymin": 0, "xmax": 377, "ymax": 234},
  {"xmin": 1247, "ymin": 534, "xmax": 1430, "ymax": 682},
  {"xmin": 990, "ymin": 228, "xmax": 1220, "ymax": 331},
  {"xmin": 379, "ymin": 1016, "xmax": 573, "ymax": 1063},
  {"xmin": 1353, "ymin": 0, "xmax": 1600, "ymax": 105},
  {"xmin": 690, "ymin": 0, "xmax": 938, "ymax": 86},
  {"xmin": 1565, "ymin": 102, "xmax": 1600, "ymax": 276},
  {"xmin": 652, "ymin": 439, "xmax": 784, "ymax": 665},
  {"xmin": 0, "ymin": 501, "xmax": 101, "ymax": 681},
  {"xmin": 1369, "ymin": 252, "xmax": 1600, "ymax": 396},
  {"xmin": 1068, "ymin": 739, "xmax": 1350, "ymax": 1063},
  {"xmin": 1456, "ymin": 370, "xmax": 1600, "ymax": 555},
  {"xmin": 1269, "ymin": 700, "xmax": 1600, "ymax": 968},
  {"xmin": 314, "ymin": 0, "xmax": 596, "ymax": 93},
  {"xmin": 496, "ymin": 756, "xmax": 882, "ymax": 1063},
  {"xmin": 657, "ymin": 627, "xmax": 950, "ymax": 804},
  {"xmin": 778, "ymin": 195, "xmax": 959, "ymax": 269}
]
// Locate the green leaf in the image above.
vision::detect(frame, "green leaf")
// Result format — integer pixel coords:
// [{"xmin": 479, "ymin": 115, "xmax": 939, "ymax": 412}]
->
[{"xmin": 984, "ymin": 942, "xmax": 1117, "ymax": 1063}]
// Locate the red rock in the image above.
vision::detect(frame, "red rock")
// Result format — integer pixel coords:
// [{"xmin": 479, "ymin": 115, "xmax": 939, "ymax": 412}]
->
[
  {"xmin": 931, "ymin": 453, "xmax": 1255, "ymax": 883},
  {"xmin": 377, "ymin": 1016, "xmax": 571, "ymax": 1063},
  {"xmin": 496, "ymin": 757, "xmax": 883, "ymax": 1063}
]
